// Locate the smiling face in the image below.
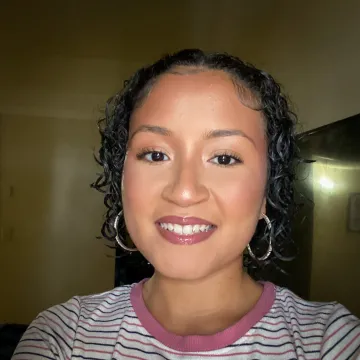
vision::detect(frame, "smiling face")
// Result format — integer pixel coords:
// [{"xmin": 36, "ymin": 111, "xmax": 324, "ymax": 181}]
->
[{"xmin": 122, "ymin": 69, "xmax": 268, "ymax": 280}]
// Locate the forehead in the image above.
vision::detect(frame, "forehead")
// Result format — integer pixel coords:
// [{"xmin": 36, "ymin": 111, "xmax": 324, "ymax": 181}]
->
[
  {"xmin": 137, "ymin": 69, "xmax": 247, "ymax": 110},
  {"xmin": 130, "ymin": 70, "xmax": 265, "ymax": 142}
]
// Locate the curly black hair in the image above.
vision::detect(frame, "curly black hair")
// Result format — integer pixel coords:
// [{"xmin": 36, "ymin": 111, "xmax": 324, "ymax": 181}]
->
[{"xmin": 91, "ymin": 49, "xmax": 300, "ymax": 280}]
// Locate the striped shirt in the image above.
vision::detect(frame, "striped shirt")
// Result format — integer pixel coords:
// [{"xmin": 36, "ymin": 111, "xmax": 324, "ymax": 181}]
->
[{"xmin": 13, "ymin": 280, "xmax": 360, "ymax": 359}]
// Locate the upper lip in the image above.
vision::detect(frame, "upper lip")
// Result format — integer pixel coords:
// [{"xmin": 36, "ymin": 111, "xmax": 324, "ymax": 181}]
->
[{"xmin": 156, "ymin": 216, "xmax": 216, "ymax": 226}]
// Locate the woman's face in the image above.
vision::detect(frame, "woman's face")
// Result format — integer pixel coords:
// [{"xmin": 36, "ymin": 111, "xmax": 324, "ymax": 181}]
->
[{"xmin": 122, "ymin": 69, "xmax": 268, "ymax": 280}]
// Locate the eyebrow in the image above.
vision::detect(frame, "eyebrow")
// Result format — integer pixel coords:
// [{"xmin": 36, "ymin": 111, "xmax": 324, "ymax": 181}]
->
[
  {"xmin": 203, "ymin": 128, "xmax": 255, "ymax": 146},
  {"xmin": 129, "ymin": 125, "xmax": 172, "ymax": 141},
  {"xmin": 129, "ymin": 125, "xmax": 255, "ymax": 146}
]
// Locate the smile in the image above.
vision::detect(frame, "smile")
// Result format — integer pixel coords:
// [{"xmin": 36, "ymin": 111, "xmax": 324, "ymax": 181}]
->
[
  {"xmin": 159, "ymin": 223, "xmax": 214, "ymax": 235},
  {"xmin": 155, "ymin": 216, "xmax": 217, "ymax": 245}
]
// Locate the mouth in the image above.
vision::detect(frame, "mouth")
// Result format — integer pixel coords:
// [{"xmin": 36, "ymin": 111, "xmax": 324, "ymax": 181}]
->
[
  {"xmin": 158, "ymin": 222, "xmax": 215, "ymax": 235},
  {"xmin": 155, "ymin": 216, "xmax": 217, "ymax": 245}
]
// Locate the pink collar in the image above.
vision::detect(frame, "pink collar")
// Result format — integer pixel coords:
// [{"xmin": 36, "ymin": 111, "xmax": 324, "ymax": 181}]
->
[{"xmin": 130, "ymin": 279, "xmax": 275, "ymax": 352}]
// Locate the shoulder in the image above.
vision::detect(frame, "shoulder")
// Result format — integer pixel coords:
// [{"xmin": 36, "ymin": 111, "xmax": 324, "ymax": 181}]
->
[
  {"xmin": 272, "ymin": 285, "xmax": 339, "ymax": 315},
  {"xmin": 13, "ymin": 284, "xmax": 136, "ymax": 358},
  {"xmin": 43, "ymin": 283, "xmax": 134, "ymax": 327},
  {"xmin": 76, "ymin": 283, "xmax": 134, "ymax": 314},
  {"xmin": 43, "ymin": 283, "xmax": 135, "ymax": 334},
  {"xmin": 269, "ymin": 285, "xmax": 360, "ymax": 358}
]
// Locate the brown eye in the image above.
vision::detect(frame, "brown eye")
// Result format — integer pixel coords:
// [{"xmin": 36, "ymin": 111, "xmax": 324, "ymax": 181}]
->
[
  {"xmin": 139, "ymin": 151, "xmax": 169, "ymax": 162},
  {"xmin": 209, "ymin": 153, "xmax": 242, "ymax": 167},
  {"xmin": 218, "ymin": 155, "xmax": 232, "ymax": 165},
  {"xmin": 148, "ymin": 152, "xmax": 166, "ymax": 162}
]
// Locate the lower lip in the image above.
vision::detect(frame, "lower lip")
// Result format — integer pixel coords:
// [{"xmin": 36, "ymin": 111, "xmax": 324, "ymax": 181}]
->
[{"xmin": 156, "ymin": 223, "xmax": 216, "ymax": 245}]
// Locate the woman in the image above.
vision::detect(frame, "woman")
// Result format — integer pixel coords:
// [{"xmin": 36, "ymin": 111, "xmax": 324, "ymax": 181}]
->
[{"xmin": 14, "ymin": 49, "xmax": 360, "ymax": 359}]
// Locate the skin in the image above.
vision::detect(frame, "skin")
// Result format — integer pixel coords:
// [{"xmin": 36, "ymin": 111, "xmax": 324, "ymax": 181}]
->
[{"xmin": 122, "ymin": 69, "xmax": 268, "ymax": 335}]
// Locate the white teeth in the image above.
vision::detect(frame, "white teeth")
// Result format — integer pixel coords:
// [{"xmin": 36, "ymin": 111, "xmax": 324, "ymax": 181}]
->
[
  {"xmin": 199, "ymin": 225, "xmax": 207, "ymax": 232},
  {"xmin": 173, "ymin": 224, "xmax": 183, "ymax": 235},
  {"xmin": 159, "ymin": 223, "xmax": 214, "ymax": 235},
  {"xmin": 183, "ymin": 225, "xmax": 193, "ymax": 235}
]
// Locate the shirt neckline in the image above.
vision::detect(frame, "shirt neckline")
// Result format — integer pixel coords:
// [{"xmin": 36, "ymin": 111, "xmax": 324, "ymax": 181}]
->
[{"xmin": 130, "ymin": 279, "xmax": 275, "ymax": 352}]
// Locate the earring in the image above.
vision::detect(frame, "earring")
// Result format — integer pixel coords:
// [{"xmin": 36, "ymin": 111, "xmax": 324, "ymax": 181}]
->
[
  {"xmin": 113, "ymin": 210, "xmax": 138, "ymax": 252},
  {"xmin": 247, "ymin": 213, "xmax": 273, "ymax": 261}
]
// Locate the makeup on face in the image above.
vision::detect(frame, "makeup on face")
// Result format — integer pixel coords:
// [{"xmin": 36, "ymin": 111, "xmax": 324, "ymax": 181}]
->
[{"xmin": 122, "ymin": 70, "xmax": 267, "ymax": 279}]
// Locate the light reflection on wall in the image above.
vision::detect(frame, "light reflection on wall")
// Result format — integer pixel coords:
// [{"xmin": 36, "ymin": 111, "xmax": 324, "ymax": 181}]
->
[
  {"xmin": 310, "ymin": 158, "xmax": 360, "ymax": 316},
  {"xmin": 319, "ymin": 176, "xmax": 334, "ymax": 190}
]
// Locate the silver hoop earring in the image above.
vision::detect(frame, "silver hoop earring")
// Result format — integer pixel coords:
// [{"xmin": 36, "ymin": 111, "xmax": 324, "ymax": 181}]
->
[
  {"xmin": 114, "ymin": 210, "xmax": 138, "ymax": 252},
  {"xmin": 247, "ymin": 213, "xmax": 273, "ymax": 261}
]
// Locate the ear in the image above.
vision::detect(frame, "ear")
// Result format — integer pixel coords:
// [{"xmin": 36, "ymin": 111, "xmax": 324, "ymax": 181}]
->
[{"xmin": 260, "ymin": 197, "xmax": 267, "ymax": 218}]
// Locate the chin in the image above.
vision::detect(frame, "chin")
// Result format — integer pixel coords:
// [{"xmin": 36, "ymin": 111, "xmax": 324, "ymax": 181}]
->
[{"xmin": 151, "ymin": 255, "xmax": 216, "ymax": 282}]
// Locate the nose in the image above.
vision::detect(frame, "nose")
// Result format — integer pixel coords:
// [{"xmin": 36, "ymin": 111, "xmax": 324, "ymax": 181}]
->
[{"xmin": 161, "ymin": 160, "xmax": 210, "ymax": 207}]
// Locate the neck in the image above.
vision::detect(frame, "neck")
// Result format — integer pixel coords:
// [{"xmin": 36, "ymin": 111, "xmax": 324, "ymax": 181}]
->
[{"xmin": 142, "ymin": 260, "xmax": 263, "ymax": 336}]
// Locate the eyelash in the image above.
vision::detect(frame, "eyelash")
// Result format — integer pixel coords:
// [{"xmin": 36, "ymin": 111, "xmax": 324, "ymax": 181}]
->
[
  {"xmin": 210, "ymin": 151, "xmax": 243, "ymax": 167},
  {"xmin": 135, "ymin": 148, "xmax": 243, "ymax": 167},
  {"xmin": 136, "ymin": 147, "xmax": 168, "ymax": 164}
]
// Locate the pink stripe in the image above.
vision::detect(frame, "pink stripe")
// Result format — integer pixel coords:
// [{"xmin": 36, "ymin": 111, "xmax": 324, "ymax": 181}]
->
[
  {"xmin": 76, "ymin": 329, "xmax": 117, "ymax": 341},
  {"xmin": 73, "ymin": 345, "xmax": 113, "ymax": 355},
  {"xmin": 274, "ymin": 302, "xmax": 334, "ymax": 313},
  {"xmin": 86, "ymin": 301, "xmax": 130, "ymax": 310},
  {"xmin": 106, "ymin": 292, "xmax": 131, "ymax": 299},
  {"xmin": 82, "ymin": 295, "xmax": 130, "ymax": 308},
  {"xmin": 260, "ymin": 318, "xmax": 323, "ymax": 328},
  {"xmin": 80, "ymin": 304, "xmax": 131, "ymax": 315},
  {"xmin": 322, "ymin": 322, "xmax": 348, "ymax": 345},
  {"xmin": 118, "ymin": 333, "xmax": 171, "ymax": 353},
  {"xmin": 224, "ymin": 348, "xmax": 296, "ymax": 356},
  {"xmin": 80, "ymin": 309, "xmax": 136, "ymax": 319},
  {"xmin": 66, "ymin": 301, "xmax": 80, "ymax": 311},
  {"xmin": 113, "ymin": 349, "xmax": 146, "ymax": 360},
  {"xmin": 108, "ymin": 293, "xmax": 130, "ymax": 300},
  {"xmin": 244, "ymin": 332, "xmax": 291, "ymax": 340},
  {"xmin": 333, "ymin": 332, "xmax": 360, "ymax": 360},
  {"xmin": 78, "ymin": 318, "xmax": 142, "ymax": 328},
  {"xmin": 245, "ymin": 332, "xmax": 320, "ymax": 343},
  {"xmin": 267, "ymin": 311, "xmax": 330, "ymax": 322},
  {"xmin": 260, "ymin": 319, "xmax": 324, "ymax": 333},
  {"xmin": 122, "ymin": 319, "xmax": 143, "ymax": 327}
]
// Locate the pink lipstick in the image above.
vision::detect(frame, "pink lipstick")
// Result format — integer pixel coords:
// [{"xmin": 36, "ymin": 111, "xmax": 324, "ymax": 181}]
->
[{"xmin": 155, "ymin": 216, "xmax": 217, "ymax": 245}]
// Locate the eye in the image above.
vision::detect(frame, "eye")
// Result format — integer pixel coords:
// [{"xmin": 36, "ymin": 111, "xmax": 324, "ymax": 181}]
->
[
  {"xmin": 145, "ymin": 151, "xmax": 169, "ymax": 162},
  {"xmin": 136, "ymin": 149, "xmax": 170, "ymax": 163},
  {"xmin": 209, "ymin": 153, "xmax": 242, "ymax": 167}
]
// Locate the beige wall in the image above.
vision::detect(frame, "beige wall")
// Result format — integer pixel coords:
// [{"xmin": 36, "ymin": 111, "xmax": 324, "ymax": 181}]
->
[
  {"xmin": 258, "ymin": 0, "xmax": 360, "ymax": 131},
  {"xmin": 0, "ymin": 115, "xmax": 114, "ymax": 323},
  {"xmin": 311, "ymin": 162, "xmax": 360, "ymax": 316}
]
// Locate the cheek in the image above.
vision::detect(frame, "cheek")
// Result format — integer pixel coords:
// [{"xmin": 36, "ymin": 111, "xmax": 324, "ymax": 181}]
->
[
  {"xmin": 121, "ymin": 159, "xmax": 164, "ymax": 222},
  {"xmin": 122, "ymin": 162, "xmax": 150, "ymax": 210},
  {"xmin": 210, "ymin": 166, "xmax": 267, "ymax": 219}
]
